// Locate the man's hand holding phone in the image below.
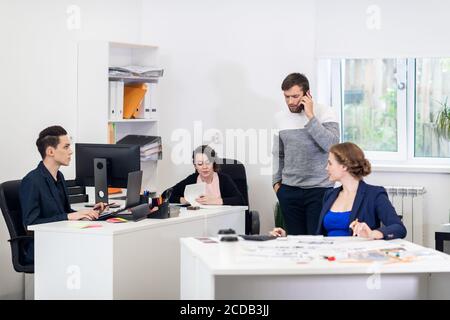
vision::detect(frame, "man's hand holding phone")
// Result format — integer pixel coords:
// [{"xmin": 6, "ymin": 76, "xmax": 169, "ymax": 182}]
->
[{"xmin": 300, "ymin": 90, "xmax": 314, "ymax": 120}]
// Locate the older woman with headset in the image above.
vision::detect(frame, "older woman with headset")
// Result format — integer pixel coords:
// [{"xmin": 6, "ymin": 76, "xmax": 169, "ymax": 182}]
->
[{"xmin": 271, "ymin": 142, "xmax": 407, "ymax": 240}]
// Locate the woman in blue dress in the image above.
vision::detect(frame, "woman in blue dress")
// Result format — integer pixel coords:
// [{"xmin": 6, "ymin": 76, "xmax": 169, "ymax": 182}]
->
[{"xmin": 271, "ymin": 142, "xmax": 406, "ymax": 240}]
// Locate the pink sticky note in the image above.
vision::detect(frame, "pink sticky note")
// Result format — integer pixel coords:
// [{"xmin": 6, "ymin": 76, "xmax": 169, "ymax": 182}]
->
[{"xmin": 82, "ymin": 224, "xmax": 103, "ymax": 229}]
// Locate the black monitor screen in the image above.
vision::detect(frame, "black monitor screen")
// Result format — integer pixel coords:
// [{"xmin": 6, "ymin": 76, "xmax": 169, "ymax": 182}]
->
[{"xmin": 75, "ymin": 143, "xmax": 140, "ymax": 188}]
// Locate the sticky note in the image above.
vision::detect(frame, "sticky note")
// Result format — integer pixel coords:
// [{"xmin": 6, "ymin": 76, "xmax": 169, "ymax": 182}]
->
[
  {"xmin": 81, "ymin": 224, "xmax": 103, "ymax": 229},
  {"xmin": 106, "ymin": 217, "xmax": 128, "ymax": 223}
]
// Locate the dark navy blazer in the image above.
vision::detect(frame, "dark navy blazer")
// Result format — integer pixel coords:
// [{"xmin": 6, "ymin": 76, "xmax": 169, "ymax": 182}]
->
[
  {"xmin": 20, "ymin": 161, "xmax": 74, "ymax": 227},
  {"xmin": 168, "ymin": 172, "xmax": 245, "ymax": 206},
  {"xmin": 316, "ymin": 180, "xmax": 407, "ymax": 240}
]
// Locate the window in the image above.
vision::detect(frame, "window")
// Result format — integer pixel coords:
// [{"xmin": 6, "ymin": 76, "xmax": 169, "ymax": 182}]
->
[
  {"xmin": 415, "ymin": 58, "xmax": 450, "ymax": 158},
  {"xmin": 342, "ymin": 59, "xmax": 399, "ymax": 152},
  {"xmin": 320, "ymin": 57, "xmax": 450, "ymax": 166}
]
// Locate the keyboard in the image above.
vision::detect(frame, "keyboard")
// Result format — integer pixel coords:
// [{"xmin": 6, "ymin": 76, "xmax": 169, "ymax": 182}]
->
[
  {"xmin": 97, "ymin": 207, "xmax": 126, "ymax": 221},
  {"xmin": 239, "ymin": 234, "xmax": 277, "ymax": 241},
  {"xmin": 110, "ymin": 195, "xmax": 127, "ymax": 200}
]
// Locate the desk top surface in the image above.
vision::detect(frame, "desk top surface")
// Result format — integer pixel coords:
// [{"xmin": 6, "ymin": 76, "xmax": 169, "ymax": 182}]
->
[
  {"xmin": 181, "ymin": 236, "xmax": 450, "ymax": 275},
  {"xmin": 28, "ymin": 205, "xmax": 247, "ymax": 235}
]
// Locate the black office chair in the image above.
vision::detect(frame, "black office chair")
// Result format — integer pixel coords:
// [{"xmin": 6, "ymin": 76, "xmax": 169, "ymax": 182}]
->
[
  {"xmin": 0, "ymin": 180, "xmax": 34, "ymax": 273},
  {"xmin": 218, "ymin": 158, "xmax": 260, "ymax": 235}
]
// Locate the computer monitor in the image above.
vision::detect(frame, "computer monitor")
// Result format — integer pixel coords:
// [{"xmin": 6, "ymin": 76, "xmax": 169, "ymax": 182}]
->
[{"xmin": 75, "ymin": 143, "xmax": 140, "ymax": 203}]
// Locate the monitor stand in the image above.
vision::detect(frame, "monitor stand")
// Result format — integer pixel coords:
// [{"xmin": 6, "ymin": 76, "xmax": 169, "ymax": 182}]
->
[{"xmin": 94, "ymin": 158, "xmax": 108, "ymax": 204}]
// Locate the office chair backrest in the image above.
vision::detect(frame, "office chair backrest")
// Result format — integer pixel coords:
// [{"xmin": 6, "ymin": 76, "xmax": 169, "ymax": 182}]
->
[
  {"xmin": 0, "ymin": 180, "xmax": 25, "ymax": 239},
  {"xmin": 217, "ymin": 158, "xmax": 248, "ymax": 206},
  {"xmin": 217, "ymin": 158, "xmax": 261, "ymax": 234},
  {"xmin": 0, "ymin": 180, "xmax": 34, "ymax": 273}
]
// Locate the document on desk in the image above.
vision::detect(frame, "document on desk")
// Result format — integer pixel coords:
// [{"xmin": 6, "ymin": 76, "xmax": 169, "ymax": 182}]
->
[
  {"xmin": 184, "ymin": 183, "xmax": 206, "ymax": 207},
  {"xmin": 198, "ymin": 205, "xmax": 232, "ymax": 209}
]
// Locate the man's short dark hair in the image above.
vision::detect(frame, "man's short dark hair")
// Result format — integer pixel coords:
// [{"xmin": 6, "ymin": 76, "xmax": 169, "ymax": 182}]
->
[
  {"xmin": 36, "ymin": 125, "xmax": 68, "ymax": 159},
  {"xmin": 281, "ymin": 73, "xmax": 310, "ymax": 92}
]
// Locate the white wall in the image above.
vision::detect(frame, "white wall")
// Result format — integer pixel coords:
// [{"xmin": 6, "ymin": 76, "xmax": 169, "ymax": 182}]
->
[
  {"xmin": 141, "ymin": 0, "xmax": 317, "ymax": 234},
  {"xmin": 365, "ymin": 173, "xmax": 450, "ymax": 248},
  {"xmin": 0, "ymin": 0, "xmax": 142, "ymax": 299},
  {"xmin": 316, "ymin": 0, "xmax": 450, "ymax": 248},
  {"xmin": 316, "ymin": 0, "xmax": 450, "ymax": 57},
  {"xmin": 1, "ymin": 0, "xmax": 448, "ymax": 300}
]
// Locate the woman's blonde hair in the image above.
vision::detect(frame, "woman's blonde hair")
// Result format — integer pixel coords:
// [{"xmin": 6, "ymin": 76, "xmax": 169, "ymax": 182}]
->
[{"xmin": 329, "ymin": 142, "xmax": 371, "ymax": 179}]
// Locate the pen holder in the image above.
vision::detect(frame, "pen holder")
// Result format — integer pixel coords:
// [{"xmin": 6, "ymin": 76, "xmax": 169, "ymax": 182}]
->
[
  {"xmin": 139, "ymin": 194, "xmax": 150, "ymax": 205},
  {"xmin": 148, "ymin": 201, "xmax": 170, "ymax": 219},
  {"xmin": 130, "ymin": 203, "xmax": 151, "ymax": 222},
  {"xmin": 151, "ymin": 196, "xmax": 163, "ymax": 207}
]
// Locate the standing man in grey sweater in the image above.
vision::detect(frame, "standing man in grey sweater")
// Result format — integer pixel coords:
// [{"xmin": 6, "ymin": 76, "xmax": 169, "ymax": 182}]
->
[{"xmin": 273, "ymin": 73, "xmax": 340, "ymax": 235}]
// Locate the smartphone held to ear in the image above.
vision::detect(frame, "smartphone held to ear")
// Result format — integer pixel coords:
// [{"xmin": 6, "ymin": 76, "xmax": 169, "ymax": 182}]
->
[{"xmin": 291, "ymin": 89, "xmax": 311, "ymax": 113}]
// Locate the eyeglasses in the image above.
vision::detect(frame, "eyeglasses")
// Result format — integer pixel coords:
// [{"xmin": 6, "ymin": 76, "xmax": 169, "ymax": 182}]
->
[{"xmin": 194, "ymin": 161, "xmax": 212, "ymax": 167}]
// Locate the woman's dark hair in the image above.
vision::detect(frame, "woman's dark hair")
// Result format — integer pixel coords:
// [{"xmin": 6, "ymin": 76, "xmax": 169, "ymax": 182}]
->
[
  {"xmin": 36, "ymin": 125, "xmax": 68, "ymax": 159},
  {"xmin": 192, "ymin": 145, "xmax": 219, "ymax": 172},
  {"xmin": 329, "ymin": 142, "xmax": 371, "ymax": 179}
]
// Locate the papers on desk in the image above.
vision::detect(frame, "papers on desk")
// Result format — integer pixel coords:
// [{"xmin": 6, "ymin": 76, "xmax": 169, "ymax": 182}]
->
[
  {"xmin": 238, "ymin": 236, "xmax": 445, "ymax": 265},
  {"xmin": 184, "ymin": 183, "xmax": 206, "ymax": 207},
  {"xmin": 183, "ymin": 183, "xmax": 231, "ymax": 208}
]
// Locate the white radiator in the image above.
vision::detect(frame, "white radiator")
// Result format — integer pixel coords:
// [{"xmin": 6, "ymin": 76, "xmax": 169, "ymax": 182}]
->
[{"xmin": 383, "ymin": 186, "xmax": 426, "ymax": 245}]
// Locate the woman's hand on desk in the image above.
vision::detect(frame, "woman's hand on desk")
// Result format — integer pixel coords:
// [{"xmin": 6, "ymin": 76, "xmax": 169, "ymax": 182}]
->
[
  {"xmin": 68, "ymin": 210, "xmax": 99, "ymax": 221},
  {"xmin": 180, "ymin": 197, "xmax": 189, "ymax": 205},
  {"xmin": 196, "ymin": 195, "xmax": 223, "ymax": 205},
  {"xmin": 350, "ymin": 220, "xmax": 383, "ymax": 239},
  {"xmin": 270, "ymin": 227, "xmax": 286, "ymax": 237}
]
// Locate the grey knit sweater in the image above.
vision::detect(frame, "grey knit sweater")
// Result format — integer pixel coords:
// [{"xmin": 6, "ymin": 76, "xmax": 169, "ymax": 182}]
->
[{"xmin": 272, "ymin": 104, "xmax": 340, "ymax": 188}]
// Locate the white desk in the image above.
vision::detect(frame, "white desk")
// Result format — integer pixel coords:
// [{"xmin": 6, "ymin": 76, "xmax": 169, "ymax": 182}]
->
[
  {"xmin": 29, "ymin": 205, "xmax": 246, "ymax": 299},
  {"xmin": 180, "ymin": 236, "xmax": 450, "ymax": 300}
]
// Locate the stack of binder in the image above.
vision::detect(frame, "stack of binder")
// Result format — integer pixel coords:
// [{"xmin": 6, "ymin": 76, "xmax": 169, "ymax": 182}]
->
[
  {"xmin": 108, "ymin": 65, "xmax": 163, "ymax": 121},
  {"xmin": 109, "ymin": 81, "xmax": 124, "ymax": 120},
  {"xmin": 108, "ymin": 82, "xmax": 158, "ymax": 120},
  {"xmin": 116, "ymin": 135, "xmax": 162, "ymax": 162}
]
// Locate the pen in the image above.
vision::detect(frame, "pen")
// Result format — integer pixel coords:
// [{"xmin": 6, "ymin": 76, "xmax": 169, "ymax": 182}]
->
[{"xmin": 349, "ymin": 218, "xmax": 359, "ymax": 236}]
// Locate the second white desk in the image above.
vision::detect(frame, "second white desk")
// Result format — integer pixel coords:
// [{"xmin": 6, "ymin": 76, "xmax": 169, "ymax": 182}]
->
[{"xmin": 181, "ymin": 236, "xmax": 450, "ymax": 300}]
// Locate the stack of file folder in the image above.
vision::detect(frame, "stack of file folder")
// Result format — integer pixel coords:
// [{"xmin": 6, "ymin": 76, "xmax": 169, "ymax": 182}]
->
[
  {"xmin": 116, "ymin": 135, "xmax": 162, "ymax": 162},
  {"xmin": 109, "ymin": 65, "xmax": 164, "ymax": 79}
]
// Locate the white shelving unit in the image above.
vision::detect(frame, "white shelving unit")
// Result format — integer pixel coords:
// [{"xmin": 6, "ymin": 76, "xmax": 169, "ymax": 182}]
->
[
  {"xmin": 77, "ymin": 41, "xmax": 161, "ymax": 191},
  {"xmin": 108, "ymin": 119, "xmax": 159, "ymax": 123}
]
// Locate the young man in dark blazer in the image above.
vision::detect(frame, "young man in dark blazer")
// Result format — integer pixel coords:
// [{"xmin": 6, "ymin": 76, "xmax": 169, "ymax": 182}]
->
[{"xmin": 20, "ymin": 125, "xmax": 107, "ymax": 263}]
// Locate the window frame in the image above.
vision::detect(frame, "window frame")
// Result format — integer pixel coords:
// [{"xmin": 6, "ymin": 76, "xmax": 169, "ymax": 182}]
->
[{"xmin": 319, "ymin": 57, "xmax": 450, "ymax": 168}]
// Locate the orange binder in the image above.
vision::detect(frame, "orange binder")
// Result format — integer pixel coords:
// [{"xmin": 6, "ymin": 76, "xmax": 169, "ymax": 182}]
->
[
  {"xmin": 123, "ymin": 84, "xmax": 147, "ymax": 119},
  {"xmin": 108, "ymin": 187, "xmax": 122, "ymax": 194},
  {"xmin": 133, "ymin": 83, "xmax": 148, "ymax": 119}
]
